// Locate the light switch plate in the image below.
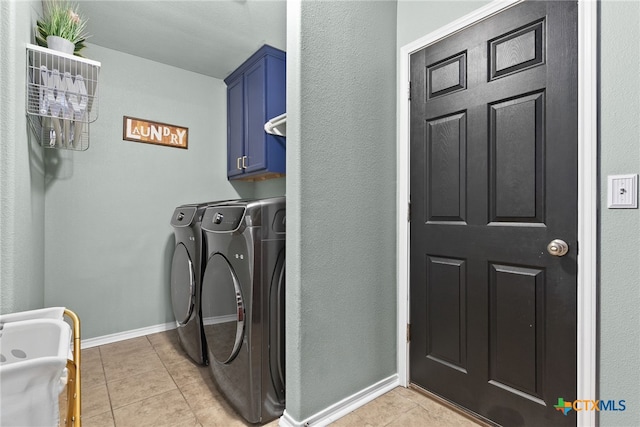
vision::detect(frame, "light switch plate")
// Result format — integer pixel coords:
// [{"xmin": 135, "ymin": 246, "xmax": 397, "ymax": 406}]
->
[{"xmin": 607, "ymin": 174, "xmax": 638, "ymax": 209}]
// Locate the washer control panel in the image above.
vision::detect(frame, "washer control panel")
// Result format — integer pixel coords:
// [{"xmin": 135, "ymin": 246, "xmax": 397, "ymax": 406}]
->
[
  {"xmin": 201, "ymin": 206, "xmax": 245, "ymax": 232},
  {"xmin": 170, "ymin": 206, "xmax": 197, "ymax": 227}
]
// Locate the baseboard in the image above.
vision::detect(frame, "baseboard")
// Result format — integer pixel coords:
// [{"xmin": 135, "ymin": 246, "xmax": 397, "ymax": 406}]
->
[
  {"xmin": 279, "ymin": 374, "xmax": 399, "ymax": 427},
  {"xmin": 81, "ymin": 314, "xmax": 235, "ymax": 349},
  {"xmin": 81, "ymin": 321, "xmax": 177, "ymax": 349},
  {"xmin": 202, "ymin": 314, "xmax": 236, "ymax": 326}
]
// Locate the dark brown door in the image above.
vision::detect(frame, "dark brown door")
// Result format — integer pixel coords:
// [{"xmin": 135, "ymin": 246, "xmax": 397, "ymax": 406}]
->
[{"xmin": 409, "ymin": 1, "xmax": 577, "ymax": 426}]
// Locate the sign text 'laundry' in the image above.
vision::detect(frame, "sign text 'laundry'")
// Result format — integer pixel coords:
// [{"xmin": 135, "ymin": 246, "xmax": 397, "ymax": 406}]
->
[{"xmin": 123, "ymin": 116, "xmax": 188, "ymax": 149}]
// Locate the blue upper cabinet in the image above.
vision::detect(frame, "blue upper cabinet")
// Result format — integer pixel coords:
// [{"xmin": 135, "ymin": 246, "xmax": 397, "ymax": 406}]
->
[{"xmin": 225, "ymin": 45, "xmax": 286, "ymax": 181}]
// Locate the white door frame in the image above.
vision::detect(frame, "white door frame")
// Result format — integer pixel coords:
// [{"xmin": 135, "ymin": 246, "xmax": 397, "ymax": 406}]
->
[{"xmin": 396, "ymin": 1, "xmax": 598, "ymax": 426}]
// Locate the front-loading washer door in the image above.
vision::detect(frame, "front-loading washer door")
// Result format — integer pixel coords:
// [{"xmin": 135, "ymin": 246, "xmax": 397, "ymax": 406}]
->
[
  {"xmin": 201, "ymin": 253, "xmax": 245, "ymax": 364},
  {"xmin": 269, "ymin": 249, "xmax": 286, "ymax": 401},
  {"xmin": 170, "ymin": 243, "xmax": 195, "ymax": 326}
]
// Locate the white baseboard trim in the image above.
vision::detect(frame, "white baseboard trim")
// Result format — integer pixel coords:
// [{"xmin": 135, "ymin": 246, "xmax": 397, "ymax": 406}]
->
[
  {"xmin": 279, "ymin": 374, "xmax": 400, "ymax": 427},
  {"xmin": 81, "ymin": 313, "xmax": 235, "ymax": 349},
  {"xmin": 202, "ymin": 314, "xmax": 236, "ymax": 326},
  {"xmin": 81, "ymin": 321, "xmax": 177, "ymax": 349}
]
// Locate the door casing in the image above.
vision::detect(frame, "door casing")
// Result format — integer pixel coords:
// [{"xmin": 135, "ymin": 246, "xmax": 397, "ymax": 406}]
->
[{"xmin": 396, "ymin": 1, "xmax": 598, "ymax": 426}]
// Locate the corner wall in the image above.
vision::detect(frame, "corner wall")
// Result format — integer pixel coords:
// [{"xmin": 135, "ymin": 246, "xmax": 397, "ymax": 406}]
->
[
  {"xmin": 286, "ymin": 0, "xmax": 397, "ymax": 422},
  {"xmin": 0, "ymin": 0, "xmax": 45, "ymax": 314}
]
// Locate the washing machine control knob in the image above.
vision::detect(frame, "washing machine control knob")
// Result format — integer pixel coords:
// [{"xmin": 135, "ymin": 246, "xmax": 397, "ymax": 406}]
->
[
  {"xmin": 176, "ymin": 212, "xmax": 184, "ymax": 221},
  {"xmin": 213, "ymin": 212, "xmax": 224, "ymax": 224}
]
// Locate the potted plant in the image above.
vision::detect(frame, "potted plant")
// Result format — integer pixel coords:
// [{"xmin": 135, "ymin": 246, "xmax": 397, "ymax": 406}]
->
[{"xmin": 35, "ymin": 0, "xmax": 89, "ymax": 56}]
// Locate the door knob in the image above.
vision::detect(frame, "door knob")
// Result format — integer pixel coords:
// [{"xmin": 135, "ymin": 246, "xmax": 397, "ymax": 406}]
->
[{"xmin": 547, "ymin": 239, "xmax": 569, "ymax": 257}]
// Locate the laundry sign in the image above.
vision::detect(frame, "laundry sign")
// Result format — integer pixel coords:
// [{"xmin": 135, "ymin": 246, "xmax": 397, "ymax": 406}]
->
[{"xmin": 123, "ymin": 116, "xmax": 188, "ymax": 149}]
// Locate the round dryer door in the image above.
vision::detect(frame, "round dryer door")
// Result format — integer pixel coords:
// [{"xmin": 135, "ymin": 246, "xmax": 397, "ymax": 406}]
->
[
  {"xmin": 170, "ymin": 243, "xmax": 195, "ymax": 326},
  {"xmin": 201, "ymin": 253, "xmax": 245, "ymax": 364}
]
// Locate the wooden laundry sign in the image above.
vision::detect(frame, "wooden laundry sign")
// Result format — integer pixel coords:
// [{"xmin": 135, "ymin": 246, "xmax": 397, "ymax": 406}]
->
[{"xmin": 123, "ymin": 116, "xmax": 188, "ymax": 149}]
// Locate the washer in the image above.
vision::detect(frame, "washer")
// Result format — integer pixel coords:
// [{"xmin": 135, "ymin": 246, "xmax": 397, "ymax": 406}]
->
[
  {"xmin": 200, "ymin": 197, "xmax": 286, "ymax": 424},
  {"xmin": 169, "ymin": 200, "xmax": 235, "ymax": 365}
]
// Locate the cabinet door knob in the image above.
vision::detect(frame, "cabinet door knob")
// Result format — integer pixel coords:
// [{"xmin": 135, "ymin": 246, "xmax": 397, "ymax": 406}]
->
[
  {"xmin": 236, "ymin": 157, "xmax": 242, "ymax": 170},
  {"xmin": 242, "ymin": 156, "xmax": 247, "ymax": 169}
]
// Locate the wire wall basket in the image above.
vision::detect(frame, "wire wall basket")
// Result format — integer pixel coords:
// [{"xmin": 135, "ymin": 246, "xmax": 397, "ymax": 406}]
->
[{"xmin": 26, "ymin": 44, "xmax": 101, "ymax": 151}]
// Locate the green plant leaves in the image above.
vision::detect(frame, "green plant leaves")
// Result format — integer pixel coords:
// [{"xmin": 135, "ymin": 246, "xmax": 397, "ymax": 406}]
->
[{"xmin": 36, "ymin": 0, "xmax": 90, "ymax": 56}]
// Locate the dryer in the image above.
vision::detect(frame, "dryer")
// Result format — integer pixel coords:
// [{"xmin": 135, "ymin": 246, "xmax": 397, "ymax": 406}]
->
[
  {"xmin": 200, "ymin": 197, "xmax": 285, "ymax": 424},
  {"xmin": 169, "ymin": 200, "xmax": 235, "ymax": 365}
]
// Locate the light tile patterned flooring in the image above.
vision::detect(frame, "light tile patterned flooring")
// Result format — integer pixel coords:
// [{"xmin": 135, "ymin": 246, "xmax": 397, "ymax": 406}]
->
[{"xmin": 61, "ymin": 329, "xmax": 481, "ymax": 427}]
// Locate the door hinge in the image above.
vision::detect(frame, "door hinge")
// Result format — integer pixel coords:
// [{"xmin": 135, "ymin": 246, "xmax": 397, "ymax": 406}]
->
[
  {"xmin": 408, "ymin": 81, "xmax": 412, "ymax": 101},
  {"xmin": 406, "ymin": 323, "xmax": 411, "ymax": 342},
  {"xmin": 408, "ymin": 201, "xmax": 411, "ymax": 222}
]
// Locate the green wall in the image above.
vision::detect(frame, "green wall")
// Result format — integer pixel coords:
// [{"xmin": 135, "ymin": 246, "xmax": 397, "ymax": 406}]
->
[
  {"xmin": 42, "ymin": 44, "xmax": 255, "ymax": 338},
  {"xmin": 396, "ymin": 0, "xmax": 487, "ymax": 48},
  {"xmin": 599, "ymin": 1, "xmax": 640, "ymax": 425},
  {"xmin": 286, "ymin": 0, "xmax": 397, "ymax": 422},
  {"xmin": 0, "ymin": 0, "xmax": 45, "ymax": 314}
]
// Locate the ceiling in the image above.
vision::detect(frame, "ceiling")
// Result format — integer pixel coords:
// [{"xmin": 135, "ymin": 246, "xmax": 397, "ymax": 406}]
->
[{"xmin": 78, "ymin": 0, "xmax": 287, "ymax": 80}]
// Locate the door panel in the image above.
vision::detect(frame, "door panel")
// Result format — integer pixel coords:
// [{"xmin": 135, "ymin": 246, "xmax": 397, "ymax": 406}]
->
[
  {"xmin": 410, "ymin": 2, "xmax": 577, "ymax": 425},
  {"xmin": 489, "ymin": 19, "xmax": 545, "ymax": 80},
  {"xmin": 426, "ymin": 113, "xmax": 466, "ymax": 222},
  {"xmin": 244, "ymin": 60, "xmax": 267, "ymax": 173},
  {"xmin": 428, "ymin": 53, "xmax": 467, "ymax": 98},
  {"xmin": 425, "ymin": 256, "xmax": 467, "ymax": 372},
  {"xmin": 489, "ymin": 91, "xmax": 544, "ymax": 223},
  {"xmin": 227, "ymin": 77, "xmax": 245, "ymax": 178},
  {"xmin": 489, "ymin": 263, "xmax": 545, "ymax": 401}
]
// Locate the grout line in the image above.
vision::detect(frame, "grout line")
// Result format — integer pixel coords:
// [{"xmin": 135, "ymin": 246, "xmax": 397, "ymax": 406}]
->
[{"xmin": 97, "ymin": 345, "xmax": 118, "ymax": 427}]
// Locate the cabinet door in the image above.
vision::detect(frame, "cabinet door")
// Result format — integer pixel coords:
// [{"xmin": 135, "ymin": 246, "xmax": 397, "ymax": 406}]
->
[
  {"xmin": 243, "ymin": 59, "xmax": 267, "ymax": 174},
  {"xmin": 227, "ymin": 76, "xmax": 245, "ymax": 178}
]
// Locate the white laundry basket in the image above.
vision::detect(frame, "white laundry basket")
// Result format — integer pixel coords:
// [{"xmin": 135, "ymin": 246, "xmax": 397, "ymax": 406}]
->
[{"xmin": 0, "ymin": 307, "xmax": 81, "ymax": 427}]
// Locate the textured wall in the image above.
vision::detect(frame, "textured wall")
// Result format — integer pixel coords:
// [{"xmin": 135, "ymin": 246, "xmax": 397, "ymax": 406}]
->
[
  {"xmin": 43, "ymin": 44, "xmax": 250, "ymax": 338},
  {"xmin": 254, "ymin": 176, "xmax": 286, "ymax": 199},
  {"xmin": 0, "ymin": 0, "xmax": 45, "ymax": 314},
  {"xmin": 396, "ymin": 0, "xmax": 488, "ymax": 48},
  {"xmin": 286, "ymin": 0, "xmax": 397, "ymax": 422},
  {"xmin": 599, "ymin": 1, "xmax": 640, "ymax": 425}
]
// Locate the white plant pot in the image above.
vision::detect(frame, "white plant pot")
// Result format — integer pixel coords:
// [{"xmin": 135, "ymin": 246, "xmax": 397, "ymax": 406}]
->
[{"xmin": 46, "ymin": 35, "xmax": 75, "ymax": 55}]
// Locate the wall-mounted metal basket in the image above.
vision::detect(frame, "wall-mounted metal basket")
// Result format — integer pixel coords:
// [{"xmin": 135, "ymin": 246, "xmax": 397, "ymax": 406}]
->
[{"xmin": 26, "ymin": 44, "xmax": 100, "ymax": 151}]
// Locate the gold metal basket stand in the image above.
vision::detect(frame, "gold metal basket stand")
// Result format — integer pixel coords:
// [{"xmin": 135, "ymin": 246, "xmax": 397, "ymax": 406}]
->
[{"xmin": 63, "ymin": 309, "xmax": 81, "ymax": 427}]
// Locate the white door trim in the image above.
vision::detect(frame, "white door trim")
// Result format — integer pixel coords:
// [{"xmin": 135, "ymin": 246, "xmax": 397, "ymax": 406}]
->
[{"xmin": 396, "ymin": 1, "xmax": 598, "ymax": 426}]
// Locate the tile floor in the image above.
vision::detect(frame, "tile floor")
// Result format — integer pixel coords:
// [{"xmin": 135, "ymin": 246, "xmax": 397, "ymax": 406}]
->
[{"xmin": 60, "ymin": 329, "xmax": 481, "ymax": 427}]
